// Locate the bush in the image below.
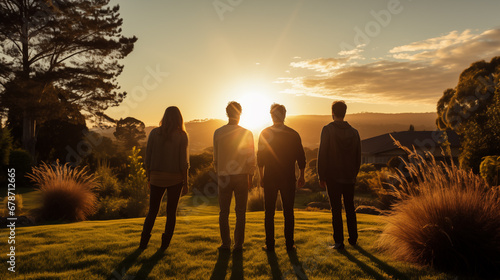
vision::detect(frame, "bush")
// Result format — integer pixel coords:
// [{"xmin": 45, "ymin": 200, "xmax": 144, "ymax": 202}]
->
[
  {"xmin": 355, "ymin": 168, "xmax": 395, "ymax": 209},
  {"xmin": 378, "ymin": 140, "xmax": 500, "ymax": 277},
  {"xmin": 303, "ymin": 191, "xmax": 330, "ymax": 210},
  {"xmin": 480, "ymin": 155, "xmax": 500, "ymax": 186},
  {"xmin": 189, "ymin": 151, "xmax": 213, "ymax": 176},
  {"xmin": 304, "ymin": 168, "xmax": 321, "ymax": 192},
  {"xmin": 247, "ymin": 186, "xmax": 265, "ymax": 211},
  {"xmin": 247, "ymin": 186, "xmax": 282, "ymax": 212},
  {"xmin": 95, "ymin": 160, "xmax": 121, "ymax": 197},
  {"xmin": 0, "ymin": 125, "xmax": 12, "ymax": 166},
  {"xmin": 359, "ymin": 163, "xmax": 376, "ymax": 173},
  {"xmin": 355, "ymin": 171, "xmax": 377, "ymax": 194},
  {"xmin": 120, "ymin": 147, "xmax": 149, "ymax": 217},
  {"xmin": 27, "ymin": 162, "xmax": 98, "ymax": 222},
  {"xmin": 2, "ymin": 194, "xmax": 23, "ymax": 216},
  {"xmin": 93, "ymin": 196, "xmax": 129, "ymax": 220},
  {"xmin": 308, "ymin": 192, "xmax": 329, "ymax": 203},
  {"xmin": 190, "ymin": 165, "xmax": 218, "ymax": 197},
  {"xmin": 304, "ymin": 159, "xmax": 321, "ymax": 192}
]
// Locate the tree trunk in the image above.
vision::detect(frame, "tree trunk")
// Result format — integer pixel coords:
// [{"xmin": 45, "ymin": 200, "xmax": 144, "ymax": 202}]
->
[
  {"xmin": 20, "ymin": 2, "xmax": 36, "ymax": 162},
  {"xmin": 22, "ymin": 110, "xmax": 36, "ymax": 163}
]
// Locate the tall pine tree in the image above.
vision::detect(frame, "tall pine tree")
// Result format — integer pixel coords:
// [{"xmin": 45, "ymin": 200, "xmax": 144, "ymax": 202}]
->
[{"xmin": 0, "ymin": 0, "xmax": 137, "ymax": 159}]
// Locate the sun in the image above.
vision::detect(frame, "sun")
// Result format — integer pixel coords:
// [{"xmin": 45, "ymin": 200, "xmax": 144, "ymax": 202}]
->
[{"xmin": 237, "ymin": 91, "xmax": 273, "ymax": 133}]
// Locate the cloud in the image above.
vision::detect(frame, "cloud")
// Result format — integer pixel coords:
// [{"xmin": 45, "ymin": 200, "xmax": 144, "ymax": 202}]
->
[
  {"xmin": 338, "ymin": 44, "xmax": 366, "ymax": 58},
  {"xmin": 389, "ymin": 30, "xmax": 477, "ymax": 53},
  {"xmin": 290, "ymin": 57, "xmax": 349, "ymax": 72},
  {"xmin": 284, "ymin": 29, "xmax": 500, "ymax": 104}
]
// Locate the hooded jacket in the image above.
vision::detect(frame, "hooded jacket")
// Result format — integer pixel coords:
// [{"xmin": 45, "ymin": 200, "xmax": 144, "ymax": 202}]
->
[{"xmin": 317, "ymin": 120, "xmax": 361, "ymax": 184}]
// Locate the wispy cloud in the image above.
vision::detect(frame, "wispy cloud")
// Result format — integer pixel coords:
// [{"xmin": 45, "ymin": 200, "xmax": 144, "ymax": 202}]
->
[
  {"xmin": 290, "ymin": 57, "xmax": 349, "ymax": 72},
  {"xmin": 283, "ymin": 29, "xmax": 500, "ymax": 104},
  {"xmin": 389, "ymin": 30, "xmax": 477, "ymax": 53}
]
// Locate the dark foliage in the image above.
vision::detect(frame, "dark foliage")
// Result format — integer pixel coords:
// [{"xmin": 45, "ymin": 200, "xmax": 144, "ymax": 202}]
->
[
  {"xmin": 114, "ymin": 117, "xmax": 146, "ymax": 150},
  {"xmin": 0, "ymin": 0, "xmax": 137, "ymax": 157},
  {"xmin": 436, "ymin": 56, "xmax": 500, "ymax": 171}
]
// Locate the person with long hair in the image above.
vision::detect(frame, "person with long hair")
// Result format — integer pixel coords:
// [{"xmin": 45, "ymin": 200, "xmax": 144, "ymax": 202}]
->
[{"xmin": 139, "ymin": 106, "xmax": 189, "ymax": 250}]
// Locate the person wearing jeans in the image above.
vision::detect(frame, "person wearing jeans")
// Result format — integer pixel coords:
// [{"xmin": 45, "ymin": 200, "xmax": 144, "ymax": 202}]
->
[
  {"xmin": 213, "ymin": 101, "xmax": 255, "ymax": 251},
  {"xmin": 318, "ymin": 101, "xmax": 361, "ymax": 250},
  {"xmin": 258, "ymin": 103, "xmax": 306, "ymax": 252},
  {"xmin": 140, "ymin": 106, "xmax": 189, "ymax": 250}
]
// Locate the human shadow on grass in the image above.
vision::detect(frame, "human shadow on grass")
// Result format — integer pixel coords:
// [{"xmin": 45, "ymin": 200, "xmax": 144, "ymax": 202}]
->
[
  {"xmin": 266, "ymin": 251, "xmax": 283, "ymax": 280},
  {"xmin": 210, "ymin": 249, "xmax": 231, "ymax": 280},
  {"xmin": 209, "ymin": 249, "xmax": 244, "ymax": 280},
  {"xmin": 134, "ymin": 249, "xmax": 166, "ymax": 279},
  {"xmin": 354, "ymin": 245, "xmax": 409, "ymax": 280},
  {"xmin": 107, "ymin": 248, "xmax": 143, "ymax": 280},
  {"xmin": 338, "ymin": 249, "xmax": 386, "ymax": 280},
  {"xmin": 287, "ymin": 250, "xmax": 308, "ymax": 280},
  {"xmin": 231, "ymin": 250, "xmax": 244, "ymax": 279}
]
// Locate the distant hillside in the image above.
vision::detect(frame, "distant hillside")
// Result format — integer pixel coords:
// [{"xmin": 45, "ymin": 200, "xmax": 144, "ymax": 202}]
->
[
  {"xmin": 184, "ymin": 119, "xmax": 225, "ymax": 153},
  {"xmin": 95, "ymin": 119, "xmax": 226, "ymax": 154},
  {"xmin": 286, "ymin": 112, "xmax": 438, "ymax": 149},
  {"xmin": 96, "ymin": 113, "xmax": 438, "ymax": 154}
]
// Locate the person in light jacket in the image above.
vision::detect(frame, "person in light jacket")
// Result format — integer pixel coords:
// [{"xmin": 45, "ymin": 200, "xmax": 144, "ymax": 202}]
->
[
  {"xmin": 213, "ymin": 101, "xmax": 255, "ymax": 251},
  {"xmin": 139, "ymin": 106, "xmax": 189, "ymax": 250}
]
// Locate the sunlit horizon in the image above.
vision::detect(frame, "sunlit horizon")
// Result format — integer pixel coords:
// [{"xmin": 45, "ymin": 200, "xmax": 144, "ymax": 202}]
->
[{"xmin": 103, "ymin": 0, "xmax": 500, "ymax": 127}]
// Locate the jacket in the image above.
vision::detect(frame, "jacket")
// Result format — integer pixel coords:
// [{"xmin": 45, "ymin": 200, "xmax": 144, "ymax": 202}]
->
[
  {"xmin": 145, "ymin": 128, "xmax": 189, "ymax": 179},
  {"xmin": 317, "ymin": 121, "xmax": 361, "ymax": 184}
]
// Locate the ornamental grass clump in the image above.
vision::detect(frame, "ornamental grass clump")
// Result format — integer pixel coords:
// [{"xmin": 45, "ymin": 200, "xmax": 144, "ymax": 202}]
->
[
  {"xmin": 27, "ymin": 162, "xmax": 99, "ymax": 222},
  {"xmin": 378, "ymin": 137, "xmax": 500, "ymax": 278}
]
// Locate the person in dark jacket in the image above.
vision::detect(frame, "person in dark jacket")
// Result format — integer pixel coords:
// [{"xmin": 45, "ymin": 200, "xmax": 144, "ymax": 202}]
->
[
  {"xmin": 317, "ymin": 101, "xmax": 361, "ymax": 250},
  {"xmin": 258, "ymin": 103, "xmax": 306, "ymax": 252}
]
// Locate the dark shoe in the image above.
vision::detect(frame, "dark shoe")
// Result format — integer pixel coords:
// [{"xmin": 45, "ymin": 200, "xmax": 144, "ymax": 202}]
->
[
  {"xmin": 286, "ymin": 245, "xmax": 296, "ymax": 252},
  {"xmin": 348, "ymin": 239, "xmax": 357, "ymax": 246},
  {"xmin": 139, "ymin": 233, "xmax": 151, "ymax": 250},
  {"xmin": 262, "ymin": 245, "xmax": 275, "ymax": 252},
  {"xmin": 160, "ymin": 233, "xmax": 170, "ymax": 251},
  {"xmin": 329, "ymin": 243, "xmax": 345, "ymax": 250}
]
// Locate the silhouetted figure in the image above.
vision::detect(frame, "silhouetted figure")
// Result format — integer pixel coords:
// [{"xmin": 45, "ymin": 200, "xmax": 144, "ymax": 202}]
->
[
  {"xmin": 318, "ymin": 101, "xmax": 361, "ymax": 250},
  {"xmin": 213, "ymin": 101, "xmax": 255, "ymax": 251},
  {"xmin": 258, "ymin": 103, "xmax": 306, "ymax": 252},
  {"xmin": 139, "ymin": 106, "xmax": 189, "ymax": 250}
]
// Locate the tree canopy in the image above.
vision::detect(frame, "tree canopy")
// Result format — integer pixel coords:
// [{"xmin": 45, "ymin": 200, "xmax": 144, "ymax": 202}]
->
[
  {"xmin": 114, "ymin": 117, "xmax": 146, "ymax": 150},
  {"xmin": 0, "ymin": 0, "xmax": 137, "ymax": 159},
  {"xmin": 436, "ymin": 56, "xmax": 500, "ymax": 170}
]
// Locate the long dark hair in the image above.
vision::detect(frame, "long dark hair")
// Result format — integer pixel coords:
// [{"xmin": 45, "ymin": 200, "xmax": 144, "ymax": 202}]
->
[{"xmin": 159, "ymin": 106, "xmax": 186, "ymax": 140}]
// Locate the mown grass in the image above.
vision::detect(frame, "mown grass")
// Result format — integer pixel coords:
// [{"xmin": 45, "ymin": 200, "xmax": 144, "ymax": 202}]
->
[{"xmin": 0, "ymin": 196, "xmax": 451, "ymax": 280}]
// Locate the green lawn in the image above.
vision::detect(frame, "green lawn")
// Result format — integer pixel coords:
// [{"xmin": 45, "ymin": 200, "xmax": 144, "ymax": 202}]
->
[{"xmin": 0, "ymin": 196, "xmax": 452, "ymax": 280}]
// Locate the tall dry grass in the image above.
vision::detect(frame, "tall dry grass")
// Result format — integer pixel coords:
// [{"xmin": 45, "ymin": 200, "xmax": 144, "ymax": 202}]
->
[
  {"xmin": 378, "ymin": 138, "xmax": 500, "ymax": 277},
  {"xmin": 27, "ymin": 162, "xmax": 99, "ymax": 221}
]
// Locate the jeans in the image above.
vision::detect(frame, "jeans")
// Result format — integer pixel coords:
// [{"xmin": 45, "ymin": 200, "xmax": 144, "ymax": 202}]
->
[
  {"xmin": 218, "ymin": 174, "xmax": 249, "ymax": 248},
  {"xmin": 264, "ymin": 182, "xmax": 296, "ymax": 248},
  {"xmin": 326, "ymin": 181, "xmax": 358, "ymax": 244},
  {"xmin": 141, "ymin": 183, "xmax": 183, "ymax": 244}
]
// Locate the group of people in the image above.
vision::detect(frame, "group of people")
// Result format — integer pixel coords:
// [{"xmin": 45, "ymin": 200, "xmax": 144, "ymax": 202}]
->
[{"xmin": 138, "ymin": 100, "xmax": 361, "ymax": 253}]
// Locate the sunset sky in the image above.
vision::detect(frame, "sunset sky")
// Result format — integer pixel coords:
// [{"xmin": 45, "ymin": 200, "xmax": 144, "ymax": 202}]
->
[{"xmin": 106, "ymin": 0, "xmax": 500, "ymax": 130}]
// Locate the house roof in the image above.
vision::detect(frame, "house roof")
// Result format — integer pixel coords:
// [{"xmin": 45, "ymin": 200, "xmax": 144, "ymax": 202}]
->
[{"xmin": 361, "ymin": 131, "xmax": 460, "ymax": 155}]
